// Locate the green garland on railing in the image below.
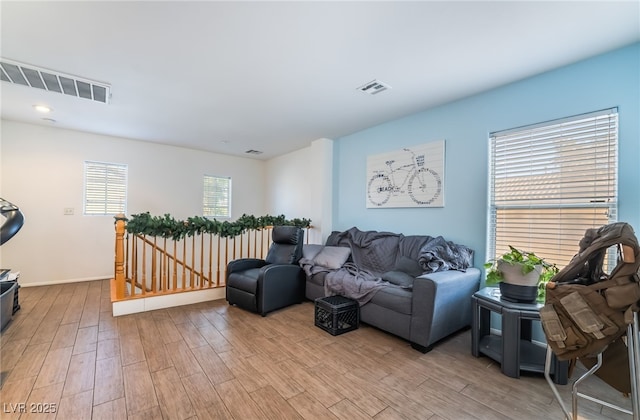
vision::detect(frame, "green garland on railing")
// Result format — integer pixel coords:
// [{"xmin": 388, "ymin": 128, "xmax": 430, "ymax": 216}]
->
[{"xmin": 120, "ymin": 212, "xmax": 311, "ymax": 240}]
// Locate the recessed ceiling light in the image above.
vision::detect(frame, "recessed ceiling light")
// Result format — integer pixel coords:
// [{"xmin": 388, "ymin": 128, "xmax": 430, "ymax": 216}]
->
[{"xmin": 33, "ymin": 104, "xmax": 52, "ymax": 113}]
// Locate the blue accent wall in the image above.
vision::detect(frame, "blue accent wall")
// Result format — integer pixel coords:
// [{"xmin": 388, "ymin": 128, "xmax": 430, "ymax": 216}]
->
[{"xmin": 333, "ymin": 43, "xmax": 639, "ymax": 268}]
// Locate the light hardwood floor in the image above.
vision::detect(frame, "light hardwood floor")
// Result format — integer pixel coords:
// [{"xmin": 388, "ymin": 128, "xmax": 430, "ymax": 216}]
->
[{"xmin": 0, "ymin": 280, "xmax": 633, "ymax": 419}]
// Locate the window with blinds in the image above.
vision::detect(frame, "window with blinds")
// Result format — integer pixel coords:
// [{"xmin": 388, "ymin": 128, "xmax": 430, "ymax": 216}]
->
[
  {"xmin": 487, "ymin": 108, "xmax": 618, "ymax": 270},
  {"xmin": 84, "ymin": 161, "xmax": 128, "ymax": 215},
  {"xmin": 203, "ymin": 175, "xmax": 231, "ymax": 218}
]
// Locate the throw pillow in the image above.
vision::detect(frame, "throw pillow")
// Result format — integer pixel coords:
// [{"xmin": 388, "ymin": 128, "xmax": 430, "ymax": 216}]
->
[
  {"xmin": 302, "ymin": 244, "xmax": 324, "ymax": 261},
  {"xmin": 382, "ymin": 271, "xmax": 415, "ymax": 288},
  {"xmin": 394, "ymin": 256, "xmax": 423, "ymax": 277},
  {"xmin": 313, "ymin": 246, "xmax": 351, "ymax": 269}
]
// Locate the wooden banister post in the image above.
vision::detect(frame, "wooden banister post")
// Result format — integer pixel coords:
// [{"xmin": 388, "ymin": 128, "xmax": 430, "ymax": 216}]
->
[{"xmin": 114, "ymin": 214, "xmax": 127, "ymax": 299}]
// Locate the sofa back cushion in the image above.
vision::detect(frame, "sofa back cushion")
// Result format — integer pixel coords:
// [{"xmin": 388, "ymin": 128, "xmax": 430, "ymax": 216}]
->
[{"xmin": 394, "ymin": 255, "xmax": 423, "ymax": 277}]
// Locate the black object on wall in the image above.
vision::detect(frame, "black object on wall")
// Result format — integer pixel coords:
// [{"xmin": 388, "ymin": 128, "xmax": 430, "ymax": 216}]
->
[{"xmin": 0, "ymin": 198, "xmax": 24, "ymax": 246}]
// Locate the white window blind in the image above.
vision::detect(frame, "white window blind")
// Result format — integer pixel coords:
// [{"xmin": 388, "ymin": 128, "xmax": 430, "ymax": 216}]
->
[
  {"xmin": 203, "ymin": 175, "xmax": 231, "ymax": 218},
  {"xmin": 84, "ymin": 161, "xmax": 128, "ymax": 215},
  {"xmin": 487, "ymin": 108, "xmax": 618, "ymax": 269}
]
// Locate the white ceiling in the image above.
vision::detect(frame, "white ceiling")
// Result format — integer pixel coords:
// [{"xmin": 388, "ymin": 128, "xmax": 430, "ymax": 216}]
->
[{"xmin": 1, "ymin": 1, "xmax": 639, "ymax": 160}]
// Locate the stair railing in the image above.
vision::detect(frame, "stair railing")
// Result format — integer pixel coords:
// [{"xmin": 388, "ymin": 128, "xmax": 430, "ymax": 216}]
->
[{"xmin": 113, "ymin": 217, "xmax": 297, "ymax": 301}]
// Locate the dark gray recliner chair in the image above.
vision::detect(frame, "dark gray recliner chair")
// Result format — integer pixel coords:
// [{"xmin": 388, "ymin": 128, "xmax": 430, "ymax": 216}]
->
[{"xmin": 226, "ymin": 226, "xmax": 305, "ymax": 316}]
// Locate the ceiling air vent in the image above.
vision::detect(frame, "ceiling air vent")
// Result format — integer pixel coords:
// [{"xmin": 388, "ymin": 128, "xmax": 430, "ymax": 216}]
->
[
  {"xmin": 0, "ymin": 58, "xmax": 111, "ymax": 104},
  {"xmin": 357, "ymin": 79, "xmax": 391, "ymax": 95},
  {"xmin": 244, "ymin": 150, "xmax": 263, "ymax": 155}
]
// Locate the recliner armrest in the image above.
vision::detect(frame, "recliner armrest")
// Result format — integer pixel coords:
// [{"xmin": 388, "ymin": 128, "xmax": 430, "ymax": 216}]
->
[
  {"xmin": 258, "ymin": 264, "xmax": 305, "ymax": 315},
  {"xmin": 259, "ymin": 264, "xmax": 304, "ymax": 282},
  {"xmin": 227, "ymin": 258, "xmax": 267, "ymax": 274}
]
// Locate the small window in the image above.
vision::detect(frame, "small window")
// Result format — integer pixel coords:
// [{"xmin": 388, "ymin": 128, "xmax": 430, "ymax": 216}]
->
[
  {"xmin": 203, "ymin": 175, "xmax": 231, "ymax": 218},
  {"xmin": 84, "ymin": 161, "xmax": 128, "ymax": 215}
]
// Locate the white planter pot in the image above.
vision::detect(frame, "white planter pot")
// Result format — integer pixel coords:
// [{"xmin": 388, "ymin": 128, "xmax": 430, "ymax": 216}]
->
[{"xmin": 497, "ymin": 260, "xmax": 542, "ymax": 287}]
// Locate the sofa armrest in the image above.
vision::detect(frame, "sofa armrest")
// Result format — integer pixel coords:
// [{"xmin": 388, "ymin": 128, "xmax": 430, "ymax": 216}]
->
[{"xmin": 410, "ymin": 267, "xmax": 481, "ymax": 349}]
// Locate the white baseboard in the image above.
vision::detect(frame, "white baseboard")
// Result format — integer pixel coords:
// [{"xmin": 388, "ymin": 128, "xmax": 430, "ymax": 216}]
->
[
  {"xmin": 18, "ymin": 276, "xmax": 111, "ymax": 287},
  {"xmin": 112, "ymin": 287, "xmax": 226, "ymax": 316}
]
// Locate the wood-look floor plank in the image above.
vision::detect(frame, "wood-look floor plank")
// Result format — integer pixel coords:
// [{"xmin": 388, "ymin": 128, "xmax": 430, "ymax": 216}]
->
[
  {"xmin": 177, "ymin": 321, "xmax": 209, "ymax": 349},
  {"xmin": 96, "ymin": 338, "xmax": 120, "ymax": 361},
  {"xmin": 311, "ymin": 362, "xmax": 388, "ymax": 417},
  {"xmin": 60, "ymin": 284, "xmax": 89, "ymax": 325},
  {"xmin": 288, "ymin": 391, "xmax": 340, "ymax": 419},
  {"xmin": 119, "ymin": 332, "xmax": 146, "ymax": 366},
  {"xmin": 244, "ymin": 353, "xmax": 304, "ymax": 399},
  {"xmin": 73, "ymin": 325, "xmax": 98, "ymax": 355},
  {"xmin": 196, "ymin": 324, "xmax": 233, "ymax": 353},
  {"xmin": 346, "ymin": 368, "xmax": 435, "ymax": 420},
  {"xmin": 373, "ymin": 406, "xmax": 412, "ymax": 420},
  {"xmin": 137, "ymin": 316, "xmax": 173, "ymax": 373},
  {"xmin": 62, "ymin": 350, "xmax": 96, "ymax": 397},
  {"xmin": 329, "ymin": 398, "xmax": 373, "ymax": 420},
  {"xmin": 116, "ymin": 314, "xmax": 140, "ymax": 337},
  {"xmin": 50, "ymin": 322, "xmax": 79, "ymax": 350},
  {"xmin": 190, "ymin": 344, "xmax": 235, "ymax": 385},
  {"xmin": 0, "ymin": 337, "xmax": 30, "ymax": 384},
  {"xmin": 93, "ymin": 355, "xmax": 124, "ymax": 406},
  {"xmin": 217, "ymin": 350, "xmax": 270, "ymax": 393},
  {"xmin": 151, "ymin": 366, "xmax": 196, "ymax": 420},
  {"xmin": 127, "ymin": 405, "xmax": 164, "ymax": 420},
  {"xmin": 215, "ymin": 379, "xmax": 268, "ymax": 419},
  {"xmin": 165, "ymin": 340, "xmax": 203, "ymax": 378},
  {"xmin": 180, "ymin": 372, "xmax": 222, "ymax": 410},
  {"xmin": 0, "ymin": 376, "xmax": 37, "ymax": 420},
  {"xmin": 56, "ymin": 389, "xmax": 93, "ymax": 420},
  {"xmin": 155, "ymin": 317, "xmax": 183, "ymax": 344},
  {"xmin": 249, "ymin": 385, "xmax": 304, "ymax": 420},
  {"xmin": 79, "ymin": 288, "xmax": 101, "ymax": 328},
  {"xmin": 3, "ymin": 342, "xmax": 49, "ymax": 383},
  {"xmin": 122, "ymin": 361, "xmax": 158, "ymax": 415},
  {"xmin": 98, "ymin": 310, "xmax": 118, "ymax": 335},
  {"xmin": 33, "ymin": 346, "xmax": 73, "ymax": 389},
  {"xmin": 19, "ymin": 381, "xmax": 63, "ymax": 420},
  {"xmin": 182, "ymin": 371, "xmax": 235, "ymax": 420},
  {"xmin": 92, "ymin": 397, "xmax": 127, "ymax": 420},
  {"xmin": 277, "ymin": 357, "xmax": 344, "ymax": 408}
]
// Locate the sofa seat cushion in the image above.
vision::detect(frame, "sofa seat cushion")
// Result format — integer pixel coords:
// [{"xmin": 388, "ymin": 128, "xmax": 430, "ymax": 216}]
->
[
  {"xmin": 368, "ymin": 286, "xmax": 413, "ymax": 315},
  {"xmin": 227, "ymin": 268, "xmax": 262, "ymax": 293},
  {"xmin": 308, "ymin": 271, "xmax": 327, "ymax": 288}
]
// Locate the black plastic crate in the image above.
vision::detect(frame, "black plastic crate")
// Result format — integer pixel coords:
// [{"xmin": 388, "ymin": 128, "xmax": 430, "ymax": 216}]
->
[{"xmin": 314, "ymin": 295, "xmax": 359, "ymax": 336}]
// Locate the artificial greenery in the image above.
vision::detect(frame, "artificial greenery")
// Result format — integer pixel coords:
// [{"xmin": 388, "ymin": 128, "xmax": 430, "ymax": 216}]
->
[
  {"xmin": 119, "ymin": 212, "xmax": 311, "ymax": 240},
  {"xmin": 484, "ymin": 245, "xmax": 559, "ymax": 301}
]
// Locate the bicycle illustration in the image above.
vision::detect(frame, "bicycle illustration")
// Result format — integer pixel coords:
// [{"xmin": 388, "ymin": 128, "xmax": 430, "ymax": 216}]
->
[{"xmin": 367, "ymin": 148, "xmax": 442, "ymax": 207}]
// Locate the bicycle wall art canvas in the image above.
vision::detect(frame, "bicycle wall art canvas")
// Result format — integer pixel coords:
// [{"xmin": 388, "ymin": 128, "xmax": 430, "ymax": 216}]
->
[{"xmin": 366, "ymin": 140, "xmax": 445, "ymax": 208}]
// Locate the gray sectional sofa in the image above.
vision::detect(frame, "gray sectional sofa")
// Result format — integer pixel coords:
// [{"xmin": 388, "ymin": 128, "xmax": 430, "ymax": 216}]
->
[{"xmin": 302, "ymin": 227, "xmax": 481, "ymax": 352}]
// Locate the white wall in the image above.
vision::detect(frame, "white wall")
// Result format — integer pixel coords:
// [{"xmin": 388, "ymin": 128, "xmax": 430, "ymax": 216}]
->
[
  {"xmin": 265, "ymin": 138, "xmax": 333, "ymax": 244},
  {"xmin": 0, "ymin": 120, "xmax": 266, "ymax": 286}
]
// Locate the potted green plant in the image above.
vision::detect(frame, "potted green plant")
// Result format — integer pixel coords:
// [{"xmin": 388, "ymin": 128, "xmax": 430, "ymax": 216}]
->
[{"xmin": 484, "ymin": 246, "xmax": 558, "ymax": 302}]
